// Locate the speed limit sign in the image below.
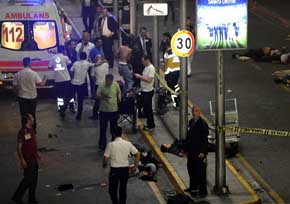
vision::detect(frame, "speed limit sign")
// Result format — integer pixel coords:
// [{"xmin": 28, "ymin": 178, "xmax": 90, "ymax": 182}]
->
[{"xmin": 171, "ymin": 30, "xmax": 195, "ymax": 57}]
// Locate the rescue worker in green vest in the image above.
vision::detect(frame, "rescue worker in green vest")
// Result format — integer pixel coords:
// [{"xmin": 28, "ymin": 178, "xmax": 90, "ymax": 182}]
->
[{"xmin": 163, "ymin": 42, "xmax": 180, "ymax": 108}]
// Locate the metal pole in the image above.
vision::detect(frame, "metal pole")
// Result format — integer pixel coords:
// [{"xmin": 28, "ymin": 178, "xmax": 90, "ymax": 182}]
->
[
  {"xmin": 152, "ymin": 2, "xmax": 160, "ymax": 112},
  {"xmin": 179, "ymin": 0, "xmax": 188, "ymax": 140},
  {"xmin": 130, "ymin": 0, "xmax": 136, "ymax": 35},
  {"xmin": 214, "ymin": 50, "xmax": 229, "ymax": 194},
  {"xmin": 113, "ymin": 0, "xmax": 120, "ymax": 46}
]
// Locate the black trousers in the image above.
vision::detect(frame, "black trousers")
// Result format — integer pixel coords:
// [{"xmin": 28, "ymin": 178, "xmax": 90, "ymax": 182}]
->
[
  {"xmin": 101, "ymin": 36, "xmax": 114, "ymax": 68},
  {"xmin": 12, "ymin": 160, "xmax": 38, "ymax": 202},
  {"xmin": 82, "ymin": 6, "xmax": 95, "ymax": 33},
  {"xmin": 165, "ymin": 71, "xmax": 180, "ymax": 105},
  {"xmin": 187, "ymin": 157, "xmax": 207, "ymax": 193},
  {"xmin": 92, "ymin": 85, "xmax": 99, "ymax": 117},
  {"xmin": 109, "ymin": 167, "xmax": 129, "ymax": 204},
  {"xmin": 55, "ymin": 81, "xmax": 73, "ymax": 109},
  {"xmin": 18, "ymin": 97, "xmax": 37, "ymax": 130},
  {"xmin": 99, "ymin": 112, "xmax": 119, "ymax": 150},
  {"xmin": 141, "ymin": 91, "xmax": 155, "ymax": 127},
  {"xmin": 61, "ymin": 84, "xmax": 87, "ymax": 117}
]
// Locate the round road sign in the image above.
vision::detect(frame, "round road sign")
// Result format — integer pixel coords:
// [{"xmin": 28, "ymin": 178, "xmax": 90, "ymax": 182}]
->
[{"xmin": 171, "ymin": 30, "xmax": 195, "ymax": 57}]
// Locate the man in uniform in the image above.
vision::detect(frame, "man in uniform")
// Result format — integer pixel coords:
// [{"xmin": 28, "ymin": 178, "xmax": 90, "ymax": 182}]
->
[
  {"xmin": 12, "ymin": 114, "xmax": 39, "ymax": 204},
  {"xmin": 185, "ymin": 105, "xmax": 209, "ymax": 197},
  {"xmin": 163, "ymin": 42, "xmax": 180, "ymax": 108},
  {"xmin": 13, "ymin": 58, "xmax": 47, "ymax": 131},
  {"xmin": 103, "ymin": 126, "xmax": 140, "ymax": 204},
  {"xmin": 48, "ymin": 45, "xmax": 72, "ymax": 113}
]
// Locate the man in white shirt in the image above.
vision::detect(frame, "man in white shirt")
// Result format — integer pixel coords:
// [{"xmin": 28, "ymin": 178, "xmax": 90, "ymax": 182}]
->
[
  {"xmin": 48, "ymin": 45, "xmax": 73, "ymax": 114},
  {"xmin": 75, "ymin": 31, "xmax": 95, "ymax": 60},
  {"xmin": 60, "ymin": 52, "xmax": 94, "ymax": 120},
  {"xmin": 103, "ymin": 126, "xmax": 140, "ymax": 204},
  {"xmin": 89, "ymin": 55, "xmax": 109, "ymax": 120},
  {"xmin": 134, "ymin": 55, "xmax": 155, "ymax": 130},
  {"xmin": 13, "ymin": 57, "xmax": 47, "ymax": 131}
]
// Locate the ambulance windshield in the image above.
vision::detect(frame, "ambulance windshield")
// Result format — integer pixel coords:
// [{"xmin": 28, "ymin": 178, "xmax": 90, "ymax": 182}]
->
[{"xmin": 1, "ymin": 21, "xmax": 57, "ymax": 51}]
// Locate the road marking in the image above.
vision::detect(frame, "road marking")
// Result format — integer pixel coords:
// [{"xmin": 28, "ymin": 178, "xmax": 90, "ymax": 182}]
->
[
  {"xmin": 236, "ymin": 154, "xmax": 285, "ymax": 204},
  {"xmin": 147, "ymin": 181, "xmax": 167, "ymax": 204}
]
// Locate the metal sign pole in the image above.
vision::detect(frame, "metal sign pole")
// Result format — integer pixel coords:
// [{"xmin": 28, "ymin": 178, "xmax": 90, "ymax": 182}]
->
[
  {"xmin": 113, "ymin": 0, "xmax": 120, "ymax": 46},
  {"xmin": 214, "ymin": 50, "xmax": 229, "ymax": 194},
  {"xmin": 179, "ymin": 0, "xmax": 188, "ymax": 140},
  {"xmin": 130, "ymin": 0, "xmax": 136, "ymax": 35}
]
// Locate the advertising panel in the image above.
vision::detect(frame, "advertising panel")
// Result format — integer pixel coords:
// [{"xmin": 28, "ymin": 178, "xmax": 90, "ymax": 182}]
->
[{"xmin": 197, "ymin": 0, "xmax": 248, "ymax": 50}]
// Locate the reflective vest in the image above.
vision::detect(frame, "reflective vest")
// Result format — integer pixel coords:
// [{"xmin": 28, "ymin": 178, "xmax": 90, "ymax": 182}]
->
[{"xmin": 164, "ymin": 49, "xmax": 180, "ymax": 74}]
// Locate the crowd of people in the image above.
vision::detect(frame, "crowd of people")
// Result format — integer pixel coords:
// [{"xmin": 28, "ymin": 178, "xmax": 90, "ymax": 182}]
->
[{"xmin": 10, "ymin": 1, "xmax": 208, "ymax": 204}]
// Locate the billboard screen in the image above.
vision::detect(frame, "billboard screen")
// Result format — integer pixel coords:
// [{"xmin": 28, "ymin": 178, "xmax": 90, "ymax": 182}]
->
[{"xmin": 196, "ymin": 0, "xmax": 248, "ymax": 51}]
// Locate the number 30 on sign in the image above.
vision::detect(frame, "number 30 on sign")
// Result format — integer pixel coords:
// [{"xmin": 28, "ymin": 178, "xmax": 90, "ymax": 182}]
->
[{"xmin": 171, "ymin": 30, "xmax": 195, "ymax": 57}]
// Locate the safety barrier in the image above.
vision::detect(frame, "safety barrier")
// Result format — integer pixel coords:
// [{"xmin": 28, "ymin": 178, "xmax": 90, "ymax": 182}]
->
[{"xmin": 154, "ymin": 72, "xmax": 290, "ymax": 138}]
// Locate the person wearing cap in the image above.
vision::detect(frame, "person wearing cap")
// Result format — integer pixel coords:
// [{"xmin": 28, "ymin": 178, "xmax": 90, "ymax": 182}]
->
[
  {"xmin": 103, "ymin": 126, "xmax": 140, "ymax": 204},
  {"xmin": 12, "ymin": 114, "xmax": 39, "ymax": 204},
  {"xmin": 13, "ymin": 58, "xmax": 47, "ymax": 131}
]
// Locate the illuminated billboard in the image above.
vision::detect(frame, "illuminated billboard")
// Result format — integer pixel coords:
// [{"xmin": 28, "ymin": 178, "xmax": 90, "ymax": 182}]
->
[{"xmin": 196, "ymin": 0, "xmax": 248, "ymax": 51}]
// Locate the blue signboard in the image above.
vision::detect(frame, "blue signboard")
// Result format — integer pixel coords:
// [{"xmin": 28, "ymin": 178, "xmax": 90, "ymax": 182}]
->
[{"xmin": 197, "ymin": 0, "xmax": 248, "ymax": 50}]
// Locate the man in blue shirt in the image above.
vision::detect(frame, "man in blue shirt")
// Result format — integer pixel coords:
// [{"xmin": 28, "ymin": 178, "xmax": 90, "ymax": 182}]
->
[{"xmin": 89, "ymin": 37, "xmax": 104, "ymax": 63}]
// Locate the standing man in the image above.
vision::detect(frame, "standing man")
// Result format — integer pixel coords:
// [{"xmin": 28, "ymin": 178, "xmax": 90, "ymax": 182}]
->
[
  {"xmin": 13, "ymin": 57, "xmax": 47, "ymax": 131},
  {"xmin": 89, "ymin": 55, "xmax": 109, "ymax": 120},
  {"xmin": 48, "ymin": 45, "xmax": 72, "ymax": 112},
  {"xmin": 81, "ymin": 0, "xmax": 98, "ymax": 34},
  {"xmin": 103, "ymin": 126, "xmax": 141, "ymax": 204},
  {"xmin": 97, "ymin": 74, "xmax": 121, "ymax": 151},
  {"xmin": 98, "ymin": 8, "xmax": 118, "ymax": 68},
  {"xmin": 12, "ymin": 114, "xmax": 39, "ymax": 204},
  {"xmin": 185, "ymin": 105, "xmax": 209, "ymax": 197},
  {"xmin": 117, "ymin": 43, "xmax": 133, "ymax": 95},
  {"xmin": 134, "ymin": 55, "xmax": 155, "ymax": 130},
  {"xmin": 163, "ymin": 42, "xmax": 180, "ymax": 108},
  {"xmin": 89, "ymin": 37, "xmax": 104, "ymax": 98},
  {"xmin": 60, "ymin": 52, "xmax": 94, "ymax": 120},
  {"xmin": 75, "ymin": 30, "xmax": 95, "ymax": 60},
  {"xmin": 130, "ymin": 27, "xmax": 152, "ymax": 87}
]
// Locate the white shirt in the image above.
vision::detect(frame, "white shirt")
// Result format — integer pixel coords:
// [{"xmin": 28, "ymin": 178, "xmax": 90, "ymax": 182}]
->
[
  {"xmin": 49, "ymin": 53, "xmax": 71, "ymax": 83},
  {"xmin": 104, "ymin": 137, "xmax": 138, "ymax": 168},
  {"xmin": 101, "ymin": 17, "xmax": 113, "ymax": 37},
  {"xmin": 140, "ymin": 64, "xmax": 155, "ymax": 92},
  {"xmin": 91, "ymin": 62, "xmax": 109, "ymax": 85},
  {"xmin": 13, "ymin": 68, "xmax": 42, "ymax": 99},
  {"xmin": 71, "ymin": 60, "xmax": 94, "ymax": 85},
  {"xmin": 75, "ymin": 42, "xmax": 95, "ymax": 60}
]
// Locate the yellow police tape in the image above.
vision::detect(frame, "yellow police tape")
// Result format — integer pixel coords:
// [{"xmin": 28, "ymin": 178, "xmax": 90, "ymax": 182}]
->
[
  {"xmin": 217, "ymin": 126, "xmax": 290, "ymax": 137},
  {"xmin": 155, "ymin": 72, "xmax": 290, "ymax": 138}
]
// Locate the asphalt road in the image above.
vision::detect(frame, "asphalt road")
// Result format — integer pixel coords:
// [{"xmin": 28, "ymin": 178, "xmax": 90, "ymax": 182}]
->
[{"xmin": 187, "ymin": 5, "xmax": 290, "ymax": 204}]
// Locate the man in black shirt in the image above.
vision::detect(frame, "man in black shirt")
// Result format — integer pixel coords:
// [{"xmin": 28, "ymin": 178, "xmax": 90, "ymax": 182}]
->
[{"xmin": 185, "ymin": 105, "xmax": 209, "ymax": 197}]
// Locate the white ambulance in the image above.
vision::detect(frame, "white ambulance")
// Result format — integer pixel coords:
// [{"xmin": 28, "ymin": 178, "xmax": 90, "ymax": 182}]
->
[{"xmin": 0, "ymin": 0, "xmax": 68, "ymax": 89}]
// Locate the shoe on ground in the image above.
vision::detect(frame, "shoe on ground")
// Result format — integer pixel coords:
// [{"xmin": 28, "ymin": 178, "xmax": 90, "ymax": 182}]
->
[
  {"xmin": 143, "ymin": 125, "xmax": 155, "ymax": 130},
  {"xmin": 69, "ymin": 108, "xmax": 76, "ymax": 113},
  {"xmin": 198, "ymin": 192, "xmax": 208, "ymax": 198},
  {"xmin": 76, "ymin": 116, "xmax": 81, "ymax": 120},
  {"xmin": 184, "ymin": 188, "xmax": 192, "ymax": 192}
]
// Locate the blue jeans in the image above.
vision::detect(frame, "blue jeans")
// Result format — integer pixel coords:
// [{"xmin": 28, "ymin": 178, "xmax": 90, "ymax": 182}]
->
[{"xmin": 118, "ymin": 63, "xmax": 133, "ymax": 94}]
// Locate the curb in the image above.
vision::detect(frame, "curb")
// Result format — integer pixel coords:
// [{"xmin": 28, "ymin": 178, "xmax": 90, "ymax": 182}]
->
[{"xmin": 142, "ymin": 116, "xmax": 261, "ymax": 204}]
